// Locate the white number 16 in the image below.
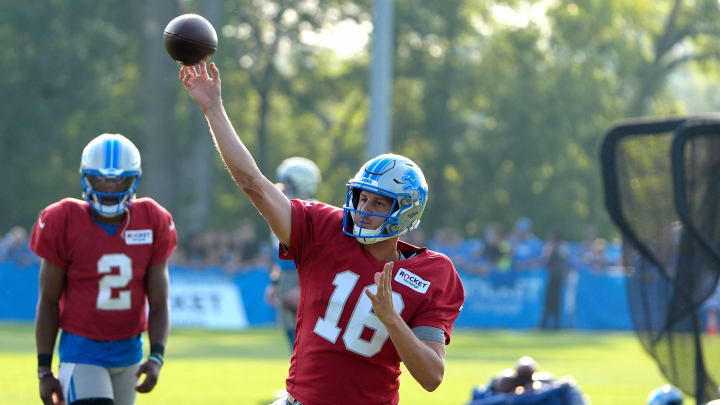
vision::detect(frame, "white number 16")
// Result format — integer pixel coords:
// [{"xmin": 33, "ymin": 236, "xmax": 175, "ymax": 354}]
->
[{"xmin": 313, "ymin": 270, "xmax": 404, "ymax": 357}]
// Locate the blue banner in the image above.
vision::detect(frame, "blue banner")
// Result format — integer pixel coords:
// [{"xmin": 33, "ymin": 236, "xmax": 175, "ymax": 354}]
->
[
  {"xmin": 456, "ymin": 271, "xmax": 545, "ymax": 329},
  {"xmin": 0, "ymin": 261, "xmax": 39, "ymax": 321},
  {"xmin": 0, "ymin": 261, "xmax": 632, "ymax": 330}
]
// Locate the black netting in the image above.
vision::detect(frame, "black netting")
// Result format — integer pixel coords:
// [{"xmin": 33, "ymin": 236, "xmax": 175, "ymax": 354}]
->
[
  {"xmin": 600, "ymin": 118, "xmax": 718, "ymax": 403},
  {"xmin": 672, "ymin": 122, "xmax": 720, "ymax": 400}
]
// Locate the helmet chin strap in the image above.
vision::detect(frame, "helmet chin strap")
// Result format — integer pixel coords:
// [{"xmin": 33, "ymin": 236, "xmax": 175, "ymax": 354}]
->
[
  {"xmin": 90, "ymin": 194, "xmax": 129, "ymax": 217},
  {"xmin": 352, "ymin": 223, "xmax": 408, "ymax": 245},
  {"xmin": 353, "ymin": 224, "xmax": 387, "ymax": 244},
  {"xmin": 119, "ymin": 206, "xmax": 131, "ymax": 238}
]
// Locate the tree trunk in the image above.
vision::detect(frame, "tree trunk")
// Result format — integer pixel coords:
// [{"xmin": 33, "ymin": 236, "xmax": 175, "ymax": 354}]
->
[{"xmin": 141, "ymin": 0, "xmax": 180, "ymax": 211}]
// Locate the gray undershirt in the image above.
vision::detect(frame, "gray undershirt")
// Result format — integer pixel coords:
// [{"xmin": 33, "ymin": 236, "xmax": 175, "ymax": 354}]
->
[{"xmin": 412, "ymin": 326, "xmax": 445, "ymax": 343}]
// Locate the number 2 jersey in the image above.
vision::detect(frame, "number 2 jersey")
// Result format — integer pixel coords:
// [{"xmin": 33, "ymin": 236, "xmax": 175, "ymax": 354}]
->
[
  {"xmin": 281, "ymin": 200, "xmax": 466, "ymax": 405},
  {"xmin": 29, "ymin": 197, "xmax": 177, "ymax": 341}
]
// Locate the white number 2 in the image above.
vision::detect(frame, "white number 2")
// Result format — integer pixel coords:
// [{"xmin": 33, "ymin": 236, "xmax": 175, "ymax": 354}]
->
[
  {"xmin": 96, "ymin": 254, "xmax": 133, "ymax": 310},
  {"xmin": 313, "ymin": 270, "xmax": 404, "ymax": 357}
]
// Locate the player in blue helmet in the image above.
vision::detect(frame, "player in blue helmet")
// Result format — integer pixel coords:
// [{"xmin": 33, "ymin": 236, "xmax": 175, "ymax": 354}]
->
[
  {"xmin": 343, "ymin": 153, "xmax": 428, "ymax": 244},
  {"xmin": 32, "ymin": 133, "xmax": 177, "ymax": 405},
  {"xmin": 647, "ymin": 385, "xmax": 683, "ymax": 405},
  {"xmin": 267, "ymin": 156, "xmax": 321, "ymax": 347},
  {"xmin": 181, "ymin": 62, "xmax": 464, "ymax": 405},
  {"xmin": 80, "ymin": 134, "xmax": 142, "ymax": 217}
]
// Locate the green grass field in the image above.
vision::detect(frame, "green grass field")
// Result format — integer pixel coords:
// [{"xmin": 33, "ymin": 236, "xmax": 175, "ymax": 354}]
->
[{"xmin": 0, "ymin": 323, "xmax": 669, "ymax": 404}]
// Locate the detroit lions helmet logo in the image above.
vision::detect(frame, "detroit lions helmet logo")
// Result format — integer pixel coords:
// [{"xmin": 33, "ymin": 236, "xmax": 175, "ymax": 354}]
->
[{"xmin": 402, "ymin": 168, "xmax": 427, "ymax": 203}]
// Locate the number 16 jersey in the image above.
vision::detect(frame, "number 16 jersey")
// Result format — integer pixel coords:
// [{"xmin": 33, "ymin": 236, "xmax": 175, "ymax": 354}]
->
[{"xmin": 281, "ymin": 200, "xmax": 465, "ymax": 405}]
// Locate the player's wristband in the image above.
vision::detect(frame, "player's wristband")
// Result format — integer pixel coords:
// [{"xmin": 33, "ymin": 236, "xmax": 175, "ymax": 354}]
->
[
  {"xmin": 148, "ymin": 353, "xmax": 164, "ymax": 367},
  {"xmin": 38, "ymin": 354, "xmax": 52, "ymax": 368},
  {"xmin": 150, "ymin": 343, "xmax": 165, "ymax": 357},
  {"xmin": 38, "ymin": 369, "xmax": 54, "ymax": 380}
]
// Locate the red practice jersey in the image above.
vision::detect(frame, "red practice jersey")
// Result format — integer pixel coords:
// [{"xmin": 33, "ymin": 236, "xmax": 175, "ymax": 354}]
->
[
  {"xmin": 281, "ymin": 200, "xmax": 465, "ymax": 405},
  {"xmin": 30, "ymin": 198, "xmax": 177, "ymax": 341}
]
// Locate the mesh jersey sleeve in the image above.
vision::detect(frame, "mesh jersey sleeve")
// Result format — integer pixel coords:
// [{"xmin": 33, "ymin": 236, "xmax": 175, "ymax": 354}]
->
[
  {"xmin": 147, "ymin": 201, "xmax": 178, "ymax": 266},
  {"xmin": 29, "ymin": 202, "xmax": 69, "ymax": 269},
  {"xmin": 408, "ymin": 256, "xmax": 466, "ymax": 344},
  {"xmin": 279, "ymin": 199, "xmax": 341, "ymax": 269}
]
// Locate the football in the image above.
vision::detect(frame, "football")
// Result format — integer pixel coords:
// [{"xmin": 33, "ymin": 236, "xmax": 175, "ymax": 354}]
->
[{"xmin": 163, "ymin": 14, "xmax": 218, "ymax": 66}]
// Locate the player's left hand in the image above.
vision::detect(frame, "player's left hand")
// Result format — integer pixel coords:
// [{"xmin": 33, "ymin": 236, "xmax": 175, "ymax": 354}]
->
[
  {"xmin": 135, "ymin": 359, "xmax": 161, "ymax": 393},
  {"xmin": 366, "ymin": 262, "xmax": 399, "ymax": 326}
]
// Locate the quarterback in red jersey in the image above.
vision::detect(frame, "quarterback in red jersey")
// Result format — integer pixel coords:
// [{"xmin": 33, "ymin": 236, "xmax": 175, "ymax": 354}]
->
[
  {"xmin": 180, "ymin": 62, "xmax": 465, "ymax": 405},
  {"xmin": 31, "ymin": 133, "xmax": 177, "ymax": 405}
]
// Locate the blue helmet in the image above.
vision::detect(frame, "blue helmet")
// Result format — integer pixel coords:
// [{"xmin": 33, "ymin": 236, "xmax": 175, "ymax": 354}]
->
[
  {"xmin": 647, "ymin": 385, "xmax": 683, "ymax": 405},
  {"xmin": 343, "ymin": 154, "xmax": 428, "ymax": 244},
  {"xmin": 79, "ymin": 133, "xmax": 141, "ymax": 217}
]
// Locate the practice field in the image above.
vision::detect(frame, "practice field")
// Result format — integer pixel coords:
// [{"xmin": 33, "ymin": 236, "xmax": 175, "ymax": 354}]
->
[{"xmin": 0, "ymin": 323, "xmax": 668, "ymax": 405}]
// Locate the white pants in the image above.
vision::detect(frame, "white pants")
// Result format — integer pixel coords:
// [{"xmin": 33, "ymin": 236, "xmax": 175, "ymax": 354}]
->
[{"xmin": 57, "ymin": 361, "xmax": 140, "ymax": 405}]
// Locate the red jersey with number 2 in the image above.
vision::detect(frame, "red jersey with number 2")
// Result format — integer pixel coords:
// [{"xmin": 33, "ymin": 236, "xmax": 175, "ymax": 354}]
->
[
  {"xmin": 29, "ymin": 197, "xmax": 177, "ymax": 341},
  {"xmin": 281, "ymin": 200, "xmax": 465, "ymax": 405}
]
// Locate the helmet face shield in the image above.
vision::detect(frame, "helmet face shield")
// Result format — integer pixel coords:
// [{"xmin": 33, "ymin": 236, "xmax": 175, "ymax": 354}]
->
[
  {"xmin": 342, "ymin": 154, "xmax": 428, "ymax": 244},
  {"xmin": 85, "ymin": 174, "xmax": 137, "ymax": 194},
  {"xmin": 79, "ymin": 134, "xmax": 142, "ymax": 217},
  {"xmin": 344, "ymin": 187, "xmax": 401, "ymax": 239}
]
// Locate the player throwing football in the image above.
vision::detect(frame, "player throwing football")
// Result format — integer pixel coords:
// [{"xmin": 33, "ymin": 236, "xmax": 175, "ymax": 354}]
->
[
  {"xmin": 32, "ymin": 134, "xmax": 177, "ymax": 405},
  {"xmin": 180, "ymin": 62, "xmax": 465, "ymax": 405}
]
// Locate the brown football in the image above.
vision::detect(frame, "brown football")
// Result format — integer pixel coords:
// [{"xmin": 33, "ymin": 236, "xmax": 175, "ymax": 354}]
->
[{"xmin": 163, "ymin": 14, "xmax": 218, "ymax": 66}]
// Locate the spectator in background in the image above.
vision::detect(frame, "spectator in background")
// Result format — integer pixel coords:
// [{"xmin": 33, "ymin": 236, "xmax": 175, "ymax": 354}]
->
[
  {"xmin": 480, "ymin": 224, "xmax": 510, "ymax": 273},
  {"xmin": 539, "ymin": 231, "xmax": 570, "ymax": 330},
  {"xmin": 577, "ymin": 225, "xmax": 620, "ymax": 274},
  {"xmin": 428, "ymin": 228, "xmax": 485, "ymax": 274},
  {"xmin": 580, "ymin": 236, "xmax": 613, "ymax": 273},
  {"xmin": 508, "ymin": 217, "xmax": 544, "ymax": 271},
  {"xmin": 0, "ymin": 226, "xmax": 36, "ymax": 266}
]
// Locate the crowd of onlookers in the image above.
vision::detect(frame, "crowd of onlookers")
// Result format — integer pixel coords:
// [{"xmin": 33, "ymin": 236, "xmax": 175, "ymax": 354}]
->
[
  {"xmin": 421, "ymin": 218, "xmax": 623, "ymax": 276},
  {"xmin": 169, "ymin": 223, "xmax": 273, "ymax": 272},
  {"xmin": 0, "ymin": 217, "xmax": 622, "ymax": 276}
]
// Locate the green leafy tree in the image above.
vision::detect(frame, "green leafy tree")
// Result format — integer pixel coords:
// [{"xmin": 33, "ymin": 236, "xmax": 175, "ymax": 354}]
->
[{"xmin": 0, "ymin": 1, "xmax": 146, "ymax": 232}]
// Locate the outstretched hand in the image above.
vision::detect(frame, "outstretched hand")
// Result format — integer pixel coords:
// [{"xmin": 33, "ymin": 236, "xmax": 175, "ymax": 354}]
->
[
  {"xmin": 135, "ymin": 359, "xmax": 161, "ymax": 393},
  {"xmin": 366, "ymin": 262, "xmax": 399, "ymax": 326},
  {"xmin": 179, "ymin": 62, "xmax": 222, "ymax": 112}
]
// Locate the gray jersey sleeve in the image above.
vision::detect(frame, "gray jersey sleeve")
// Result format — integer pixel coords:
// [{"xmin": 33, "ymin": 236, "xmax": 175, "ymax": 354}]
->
[{"xmin": 412, "ymin": 326, "xmax": 445, "ymax": 343}]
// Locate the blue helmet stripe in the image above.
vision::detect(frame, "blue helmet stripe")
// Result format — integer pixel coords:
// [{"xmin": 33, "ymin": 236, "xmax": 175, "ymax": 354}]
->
[
  {"xmin": 367, "ymin": 156, "xmax": 384, "ymax": 172},
  {"xmin": 365, "ymin": 157, "xmax": 393, "ymax": 181},
  {"xmin": 372, "ymin": 158, "xmax": 394, "ymax": 180},
  {"xmin": 364, "ymin": 157, "xmax": 385, "ymax": 180},
  {"xmin": 361, "ymin": 157, "xmax": 380, "ymax": 180},
  {"xmin": 112, "ymin": 139, "xmax": 119, "ymax": 169}
]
